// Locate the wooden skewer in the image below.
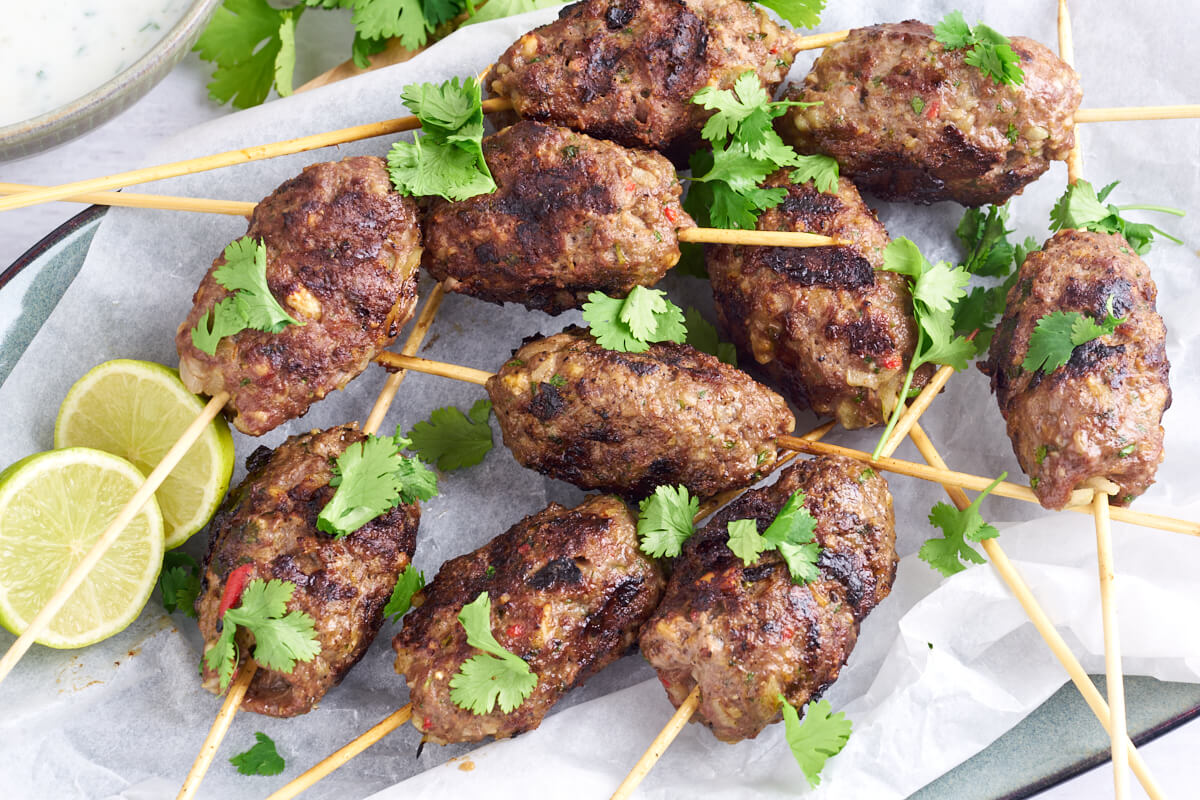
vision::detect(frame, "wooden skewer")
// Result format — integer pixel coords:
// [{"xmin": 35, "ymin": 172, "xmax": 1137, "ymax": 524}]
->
[
  {"xmin": 611, "ymin": 687, "xmax": 702, "ymax": 800},
  {"xmin": 878, "ymin": 364, "xmax": 956, "ymax": 458},
  {"xmin": 0, "ymin": 392, "xmax": 228, "ymax": 687},
  {"xmin": 364, "ymin": 284, "xmax": 447, "ymax": 434},
  {"xmin": 907, "ymin": 423, "xmax": 1163, "ymax": 799},
  {"xmin": 177, "ymin": 660, "xmax": 257, "ymax": 800},
  {"xmin": 1074, "ymin": 104, "xmax": 1200, "ymax": 123}
]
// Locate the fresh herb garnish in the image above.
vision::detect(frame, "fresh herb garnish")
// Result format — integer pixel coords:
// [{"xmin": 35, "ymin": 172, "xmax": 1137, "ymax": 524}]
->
[
  {"xmin": 229, "ymin": 731, "xmax": 285, "ymax": 776},
  {"xmin": 950, "ymin": 204, "xmax": 1039, "ymax": 352},
  {"xmin": 159, "ymin": 551, "xmax": 202, "ymax": 618},
  {"xmin": 405, "ymin": 399, "xmax": 494, "ymax": 471},
  {"xmin": 780, "ymin": 695, "xmax": 852, "ymax": 787},
  {"xmin": 1050, "ymin": 180, "xmax": 1184, "ymax": 255},
  {"xmin": 203, "ymin": 579, "xmax": 321, "ymax": 690},
  {"xmin": 449, "ymin": 592, "xmax": 538, "ymax": 714},
  {"xmin": 872, "ymin": 239, "xmax": 975, "ymax": 457},
  {"xmin": 753, "ymin": 0, "xmax": 824, "ymax": 29},
  {"xmin": 933, "ymin": 11, "xmax": 1025, "ymax": 86},
  {"xmin": 684, "ymin": 307, "xmax": 738, "ymax": 366},
  {"xmin": 317, "ymin": 431, "xmax": 439, "ymax": 537},
  {"xmin": 383, "ymin": 564, "xmax": 426, "ymax": 622},
  {"xmin": 191, "ymin": 236, "xmax": 302, "ymax": 356},
  {"xmin": 637, "ymin": 485, "xmax": 699, "ymax": 559},
  {"xmin": 1021, "ymin": 297, "xmax": 1126, "ymax": 374},
  {"xmin": 387, "ymin": 76, "xmax": 496, "ymax": 201},
  {"xmin": 919, "ymin": 474, "xmax": 1005, "ymax": 576},
  {"xmin": 726, "ymin": 490, "xmax": 821, "ymax": 584},
  {"xmin": 582, "ymin": 286, "xmax": 687, "ymax": 353},
  {"xmin": 193, "ymin": 0, "xmax": 302, "ymax": 108}
]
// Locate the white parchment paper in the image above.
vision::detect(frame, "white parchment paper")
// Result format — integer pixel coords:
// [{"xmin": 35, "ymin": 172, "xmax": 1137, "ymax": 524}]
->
[{"xmin": 1, "ymin": 2, "xmax": 1198, "ymax": 798}]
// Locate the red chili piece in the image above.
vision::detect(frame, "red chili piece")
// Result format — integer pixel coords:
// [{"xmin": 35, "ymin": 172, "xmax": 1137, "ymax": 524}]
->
[
  {"xmin": 506, "ymin": 623, "xmax": 525, "ymax": 638},
  {"xmin": 881, "ymin": 356, "xmax": 902, "ymax": 371},
  {"xmin": 663, "ymin": 206, "xmax": 677, "ymax": 225},
  {"xmin": 925, "ymin": 101, "xmax": 940, "ymax": 120},
  {"xmin": 217, "ymin": 564, "xmax": 256, "ymax": 620}
]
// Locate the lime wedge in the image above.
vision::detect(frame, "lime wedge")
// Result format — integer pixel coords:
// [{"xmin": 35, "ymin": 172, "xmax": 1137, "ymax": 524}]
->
[
  {"xmin": 0, "ymin": 448, "xmax": 165, "ymax": 648},
  {"xmin": 54, "ymin": 359, "xmax": 234, "ymax": 549}
]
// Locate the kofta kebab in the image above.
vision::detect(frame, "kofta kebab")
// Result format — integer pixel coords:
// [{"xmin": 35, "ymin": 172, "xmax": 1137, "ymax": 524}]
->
[{"xmin": 0, "ymin": 1, "xmax": 1193, "ymax": 798}]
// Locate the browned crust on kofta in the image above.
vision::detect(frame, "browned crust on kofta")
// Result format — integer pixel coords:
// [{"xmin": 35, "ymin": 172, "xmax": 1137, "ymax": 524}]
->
[
  {"xmin": 392, "ymin": 495, "xmax": 664, "ymax": 744},
  {"xmin": 708, "ymin": 173, "xmax": 928, "ymax": 429},
  {"xmin": 639, "ymin": 455, "xmax": 897, "ymax": 742},
  {"xmin": 422, "ymin": 122, "xmax": 692, "ymax": 314},
  {"xmin": 176, "ymin": 157, "xmax": 422, "ymax": 436},
  {"xmin": 490, "ymin": 0, "xmax": 795, "ymax": 154},
  {"xmin": 486, "ymin": 327, "xmax": 795, "ymax": 499},
  {"xmin": 980, "ymin": 230, "xmax": 1170, "ymax": 509},
  {"xmin": 196, "ymin": 425, "xmax": 420, "ymax": 717},
  {"xmin": 779, "ymin": 21, "xmax": 1082, "ymax": 206}
]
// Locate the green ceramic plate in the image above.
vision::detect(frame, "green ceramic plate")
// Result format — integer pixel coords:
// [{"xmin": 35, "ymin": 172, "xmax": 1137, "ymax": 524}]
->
[{"xmin": 3, "ymin": 208, "xmax": 1198, "ymax": 797}]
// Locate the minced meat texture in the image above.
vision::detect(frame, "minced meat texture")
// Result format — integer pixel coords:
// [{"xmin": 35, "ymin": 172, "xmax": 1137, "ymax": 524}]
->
[
  {"xmin": 392, "ymin": 495, "xmax": 664, "ymax": 744},
  {"xmin": 779, "ymin": 21, "xmax": 1082, "ymax": 206},
  {"xmin": 639, "ymin": 455, "xmax": 897, "ymax": 742},
  {"xmin": 487, "ymin": 327, "xmax": 795, "ymax": 499},
  {"xmin": 196, "ymin": 425, "xmax": 420, "ymax": 717},
  {"xmin": 707, "ymin": 173, "xmax": 928, "ymax": 429},
  {"xmin": 980, "ymin": 230, "xmax": 1171, "ymax": 510},
  {"xmin": 422, "ymin": 121, "xmax": 692, "ymax": 314},
  {"xmin": 176, "ymin": 156, "xmax": 422, "ymax": 436},
  {"xmin": 490, "ymin": 0, "xmax": 795, "ymax": 155}
]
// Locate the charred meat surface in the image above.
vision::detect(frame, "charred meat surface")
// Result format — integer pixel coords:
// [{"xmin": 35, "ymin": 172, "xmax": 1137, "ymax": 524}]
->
[
  {"xmin": 176, "ymin": 156, "xmax": 422, "ymax": 436},
  {"xmin": 980, "ymin": 230, "xmax": 1170, "ymax": 509},
  {"xmin": 392, "ymin": 495, "xmax": 664, "ymax": 744},
  {"xmin": 490, "ymin": 0, "xmax": 795, "ymax": 154},
  {"xmin": 708, "ymin": 173, "xmax": 926, "ymax": 428},
  {"xmin": 779, "ymin": 21, "xmax": 1082, "ymax": 206},
  {"xmin": 639, "ymin": 455, "xmax": 897, "ymax": 742},
  {"xmin": 423, "ymin": 121, "xmax": 692, "ymax": 314},
  {"xmin": 487, "ymin": 327, "xmax": 795, "ymax": 499},
  {"xmin": 196, "ymin": 425, "xmax": 420, "ymax": 717}
]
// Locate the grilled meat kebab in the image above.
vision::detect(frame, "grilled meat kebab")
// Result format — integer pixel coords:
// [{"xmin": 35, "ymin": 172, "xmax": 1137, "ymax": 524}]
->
[
  {"xmin": 196, "ymin": 425, "xmax": 421, "ymax": 717},
  {"xmin": 487, "ymin": 327, "xmax": 795, "ymax": 499},
  {"xmin": 423, "ymin": 121, "xmax": 693, "ymax": 314},
  {"xmin": 980, "ymin": 229, "xmax": 1171, "ymax": 510},
  {"xmin": 490, "ymin": 0, "xmax": 797, "ymax": 155},
  {"xmin": 177, "ymin": 156, "xmax": 423, "ymax": 436},
  {"xmin": 707, "ymin": 173, "xmax": 927, "ymax": 429},
  {"xmin": 779, "ymin": 21, "xmax": 1082, "ymax": 206},
  {"xmin": 393, "ymin": 494, "xmax": 665, "ymax": 744},
  {"xmin": 639, "ymin": 454, "xmax": 897, "ymax": 742}
]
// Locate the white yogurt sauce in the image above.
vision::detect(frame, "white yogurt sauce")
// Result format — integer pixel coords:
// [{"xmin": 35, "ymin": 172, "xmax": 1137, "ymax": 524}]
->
[{"xmin": 0, "ymin": 1, "xmax": 191, "ymax": 127}]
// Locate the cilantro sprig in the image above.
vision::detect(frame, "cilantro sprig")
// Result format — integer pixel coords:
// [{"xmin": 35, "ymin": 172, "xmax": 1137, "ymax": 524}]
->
[
  {"xmin": 726, "ymin": 490, "xmax": 821, "ymax": 584},
  {"xmin": 1050, "ymin": 180, "xmax": 1184, "ymax": 255},
  {"xmin": 684, "ymin": 308, "xmax": 738, "ymax": 366},
  {"xmin": 159, "ymin": 551, "xmax": 202, "ymax": 618},
  {"xmin": 951, "ymin": 204, "xmax": 1039, "ymax": 352},
  {"xmin": 191, "ymin": 236, "xmax": 302, "ymax": 356},
  {"xmin": 406, "ymin": 399, "xmax": 494, "ymax": 471},
  {"xmin": 387, "ymin": 77, "xmax": 496, "ymax": 201},
  {"xmin": 317, "ymin": 430, "xmax": 439, "ymax": 538},
  {"xmin": 685, "ymin": 71, "xmax": 833, "ymax": 230},
  {"xmin": 872, "ymin": 239, "xmax": 975, "ymax": 458},
  {"xmin": 755, "ymin": 0, "xmax": 825, "ymax": 29},
  {"xmin": 230, "ymin": 732, "xmax": 286, "ymax": 776},
  {"xmin": 203, "ymin": 579, "xmax": 321, "ymax": 690},
  {"xmin": 638, "ymin": 485, "xmax": 699, "ymax": 559},
  {"xmin": 920, "ymin": 474, "xmax": 1005, "ymax": 576},
  {"xmin": 582, "ymin": 287, "xmax": 687, "ymax": 353},
  {"xmin": 780, "ymin": 696, "xmax": 852, "ymax": 787},
  {"xmin": 933, "ymin": 11, "xmax": 1024, "ymax": 86},
  {"xmin": 449, "ymin": 592, "xmax": 538, "ymax": 715},
  {"xmin": 1022, "ymin": 298, "xmax": 1126, "ymax": 374},
  {"xmin": 384, "ymin": 564, "xmax": 426, "ymax": 622}
]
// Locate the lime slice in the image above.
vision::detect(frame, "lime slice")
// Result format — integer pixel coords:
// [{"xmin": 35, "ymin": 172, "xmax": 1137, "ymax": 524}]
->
[
  {"xmin": 54, "ymin": 359, "xmax": 234, "ymax": 549},
  {"xmin": 0, "ymin": 448, "xmax": 165, "ymax": 648}
]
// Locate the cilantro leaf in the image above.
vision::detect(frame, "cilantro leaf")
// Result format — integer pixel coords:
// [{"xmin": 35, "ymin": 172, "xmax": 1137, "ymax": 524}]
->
[
  {"xmin": 912, "ymin": 261, "xmax": 970, "ymax": 315},
  {"xmin": 384, "ymin": 564, "xmax": 426, "ymax": 622},
  {"xmin": 780, "ymin": 696, "xmax": 852, "ymax": 788},
  {"xmin": 449, "ymin": 593, "xmax": 538, "ymax": 714},
  {"xmin": 726, "ymin": 518, "xmax": 768, "ymax": 565},
  {"xmin": 353, "ymin": 0, "xmax": 429, "ymax": 50},
  {"xmin": 159, "ymin": 552, "xmax": 201, "ymax": 618},
  {"xmin": 1049, "ymin": 180, "xmax": 1184, "ymax": 255},
  {"xmin": 790, "ymin": 154, "xmax": 839, "ymax": 194},
  {"xmin": 194, "ymin": 0, "xmax": 302, "ymax": 109},
  {"xmin": 694, "ymin": 73, "xmax": 770, "ymax": 143},
  {"xmin": 582, "ymin": 287, "xmax": 687, "ymax": 353},
  {"xmin": 317, "ymin": 432, "xmax": 438, "ymax": 537},
  {"xmin": 684, "ymin": 308, "xmax": 737, "ymax": 366},
  {"xmin": 726, "ymin": 491, "xmax": 821, "ymax": 584},
  {"xmin": 462, "ymin": 0, "xmax": 565, "ymax": 26},
  {"xmin": 933, "ymin": 11, "xmax": 1025, "ymax": 86},
  {"xmin": 956, "ymin": 205, "xmax": 1016, "ymax": 278},
  {"xmin": 920, "ymin": 474, "xmax": 1005, "ymax": 576},
  {"xmin": 230, "ymin": 732, "xmax": 285, "ymax": 776},
  {"xmin": 1022, "ymin": 298, "xmax": 1126, "ymax": 374},
  {"xmin": 203, "ymin": 579, "xmax": 321, "ymax": 690},
  {"xmin": 754, "ymin": 0, "xmax": 825, "ymax": 29},
  {"xmin": 351, "ymin": 31, "xmax": 388, "ymax": 69},
  {"xmin": 190, "ymin": 236, "xmax": 302, "ymax": 356},
  {"xmin": 638, "ymin": 485, "xmax": 699, "ymax": 559},
  {"xmin": 406, "ymin": 399, "xmax": 494, "ymax": 470}
]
